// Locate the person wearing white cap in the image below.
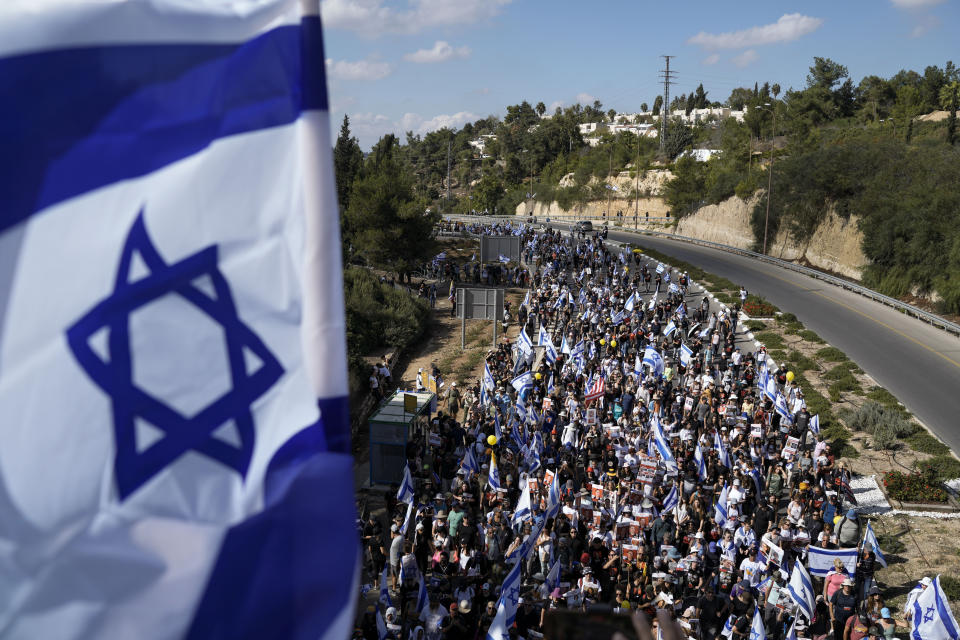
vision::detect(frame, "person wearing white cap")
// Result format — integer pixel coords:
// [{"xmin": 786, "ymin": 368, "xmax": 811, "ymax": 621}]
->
[{"xmin": 905, "ymin": 577, "xmax": 933, "ymax": 621}]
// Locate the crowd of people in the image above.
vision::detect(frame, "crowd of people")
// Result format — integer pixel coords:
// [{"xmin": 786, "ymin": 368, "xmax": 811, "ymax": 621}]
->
[{"xmin": 356, "ymin": 223, "xmax": 939, "ymax": 640}]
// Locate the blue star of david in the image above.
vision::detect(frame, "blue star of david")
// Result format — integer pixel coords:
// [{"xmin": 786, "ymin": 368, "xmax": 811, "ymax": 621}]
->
[
  {"xmin": 924, "ymin": 605, "xmax": 936, "ymax": 623},
  {"xmin": 67, "ymin": 211, "xmax": 284, "ymax": 500}
]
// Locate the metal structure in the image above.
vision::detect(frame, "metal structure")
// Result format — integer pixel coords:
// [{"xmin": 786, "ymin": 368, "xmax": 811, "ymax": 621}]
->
[
  {"xmin": 659, "ymin": 55, "xmax": 675, "ymax": 152},
  {"xmin": 456, "ymin": 287, "xmax": 505, "ymax": 348},
  {"xmin": 368, "ymin": 390, "xmax": 435, "ymax": 486},
  {"xmin": 479, "ymin": 235, "xmax": 520, "ymax": 263}
]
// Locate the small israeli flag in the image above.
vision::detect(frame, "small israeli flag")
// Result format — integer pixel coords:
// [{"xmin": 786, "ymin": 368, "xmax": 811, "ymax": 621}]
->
[
  {"xmin": 662, "ymin": 483, "xmax": 679, "ymax": 513},
  {"xmin": 397, "ymin": 463, "xmax": 416, "ymax": 504},
  {"xmin": 547, "ymin": 372, "xmax": 556, "ymax": 394},
  {"xmin": 787, "ymin": 560, "xmax": 816, "ymax": 621},
  {"xmin": 715, "ymin": 485, "xmax": 729, "ymax": 528},
  {"xmin": 751, "ymin": 605, "xmax": 767, "ymax": 640},
  {"xmin": 512, "ymin": 484, "xmax": 532, "ymax": 527},
  {"xmin": 488, "ymin": 453, "xmax": 502, "ymax": 491},
  {"xmin": 499, "ymin": 254, "xmax": 511, "ymax": 263},
  {"xmin": 911, "ymin": 575, "xmax": 960, "ymax": 640},
  {"xmin": 680, "ymin": 343, "xmax": 693, "ymax": 367},
  {"xmin": 664, "ymin": 320, "xmax": 677, "ymax": 337},
  {"xmin": 694, "ymin": 442, "xmax": 708, "ymax": 481},
  {"xmin": 624, "ymin": 291, "xmax": 637, "ymax": 312},
  {"xmin": 715, "ymin": 431, "xmax": 731, "ymax": 467},
  {"xmin": 380, "ymin": 564, "xmax": 393, "ymax": 607},
  {"xmin": 656, "ymin": 264, "xmax": 665, "ymax": 274},
  {"xmin": 810, "ymin": 413, "xmax": 821, "ymax": 435},
  {"xmin": 486, "ymin": 560, "xmax": 522, "ymax": 640},
  {"xmin": 863, "ymin": 521, "xmax": 887, "ymax": 568},
  {"xmin": 512, "ymin": 371, "xmax": 534, "ymax": 394}
]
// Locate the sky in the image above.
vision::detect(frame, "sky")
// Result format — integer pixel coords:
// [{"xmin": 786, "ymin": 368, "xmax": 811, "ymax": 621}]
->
[{"xmin": 320, "ymin": 0, "xmax": 959, "ymax": 148}]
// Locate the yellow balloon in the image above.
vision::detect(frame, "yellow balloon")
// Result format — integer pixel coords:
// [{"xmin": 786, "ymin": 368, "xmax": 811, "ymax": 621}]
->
[
  {"xmin": 487, "ymin": 435, "xmax": 498, "ymax": 446},
  {"xmin": 611, "ymin": 340, "xmax": 617, "ymax": 347},
  {"xmin": 786, "ymin": 371, "xmax": 795, "ymax": 382},
  {"xmin": 535, "ymin": 372, "xmax": 542, "ymax": 380},
  {"xmin": 599, "ymin": 339, "xmax": 606, "ymax": 345}
]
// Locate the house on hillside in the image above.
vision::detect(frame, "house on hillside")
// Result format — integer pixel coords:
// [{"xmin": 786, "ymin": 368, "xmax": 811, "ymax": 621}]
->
[
  {"xmin": 468, "ymin": 134, "xmax": 496, "ymax": 158},
  {"xmin": 680, "ymin": 149, "xmax": 721, "ymax": 162}
]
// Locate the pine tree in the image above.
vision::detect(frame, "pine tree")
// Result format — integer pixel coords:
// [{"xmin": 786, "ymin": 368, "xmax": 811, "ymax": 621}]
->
[
  {"xmin": 333, "ymin": 115, "xmax": 363, "ymax": 215},
  {"xmin": 948, "ymin": 90, "xmax": 958, "ymax": 146}
]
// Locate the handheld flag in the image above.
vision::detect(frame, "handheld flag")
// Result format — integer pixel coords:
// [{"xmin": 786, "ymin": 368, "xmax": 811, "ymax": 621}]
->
[
  {"xmin": 545, "ymin": 559, "xmax": 561, "ymax": 593},
  {"xmin": 512, "ymin": 371, "xmax": 534, "ymax": 394},
  {"xmin": 488, "ymin": 453, "xmax": 502, "ymax": 491},
  {"xmin": 911, "ymin": 575, "xmax": 960, "ymax": 640},
  {"xmin": 624, "ymin": 292, "xmax": 637, "ymax": 312},
  {"xmin": 715, "ymin": 430, "xmax": 732, "ymax": 468},
  {"xmin": 486, "ymin": 561, "xmax": 522, "ymax": 640},
  {"xmin": 512, "ymin": 484, "xmax": 532, "ymax": 527},
  {"xmin": 662, "ymin": 483, "xmax": 679, "ymax": 513},
  {"xmin": 787, "ymin": 560, "xmax": 816, "ymax": 621},
  {"xmin": 810, "ymin": 413, "xmax": 821, "ymax": 435},
  {"xmin": 806, "ymin": 546, "xmax": 858, "ymax": 577},
  {"xmin": 663, "ymin": 320, "xmax": 677, "ymax": 337},
  {"xmin": 376, "ymin": 606, "xmax": 389, "ymax": 640},
  {"xmin": 398, "ymin": 463, "xmax": 416, "ymax": 504},
  {"xmin": 715, "ymin": 485, "xmax": 729, "ymax": 528},
  {"xmin": 0, "ymin": 3, "xmax": 360, "ymax": 638},
  {"xmin": 863, "ymin": 521, "xmax": 888, "ymax": 568},
  {"xmin": 751, "ymin": 606, "xmax": 767, "ymax": 640},
  {"xmin": 694, "ymin": 442, "xmax": 708, "ymax": 481},
  {"xmin": 680, "ymin": 343, "xmax": 693, "ymax": 367},
  {"xmin": 416, "ymin": 569, "xmax": 430, "ymax": 617},
  {"xmin": 642, "ymin": 346, "xmax": 665, "ymax": 379},
  {"xmin": 380, "ymin": 563, "xmax": 393, "ymax": 607}
]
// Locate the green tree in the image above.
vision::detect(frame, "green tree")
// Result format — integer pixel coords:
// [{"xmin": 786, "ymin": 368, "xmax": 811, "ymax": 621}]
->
[
  {"xmin": 344, "ymin": 134, "xmax": 437, "ymax": 278},
  {"xmin": 663, "ymin": 120, "xmax": 694, "ymax": 160},
  {"xmin": 806, "ymin": 57, "xmax": 849, "ymax": 91},
  {"xmin": 726, "ymin": 87, "xmax": 754, "ymax": 110},
  {"xmin": 772, "ymin": 84, "xmax": 781, "ymax": 99},
  {"xmin": 652, "ymin": 95, "xmax": 663, "ymax": 116},
  {"xmin": 641, "ymin": 102, "xmax": 649, "ymax": 113},
  {"xmin": 474, "ymin": 174, "xmax": 505, "ymax": 215},
  {"xmin": 948, "ymin": 90, "xmax": 957, "ymax": 146},
  {"xmin": 536, "ymin": 101, "xmax": 546, "ymax": 118},
  {"xmin": 333, "ymin": 115, "xmax": 363, "ymax": 214}
]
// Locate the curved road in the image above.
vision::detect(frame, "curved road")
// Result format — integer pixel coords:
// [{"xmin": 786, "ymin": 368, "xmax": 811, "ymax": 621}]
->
[{"xmin": 605, "ymin": 228, "xmax": 960, "ymax": 453}]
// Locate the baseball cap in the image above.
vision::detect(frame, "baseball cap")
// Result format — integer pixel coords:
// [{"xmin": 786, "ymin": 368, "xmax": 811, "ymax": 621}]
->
[
  {"xmin": 881, "ymin": 607, "xmax": 891, "ymax": 619},
  {"xmin": 842, "ymin": 578, "xmax": 855, "ymax": 587}
]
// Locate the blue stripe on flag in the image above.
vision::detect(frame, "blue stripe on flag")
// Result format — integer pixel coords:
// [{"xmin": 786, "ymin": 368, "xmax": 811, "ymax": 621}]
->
[
  {"xmin": 1, "ymin": 18, "xmax": 326, "ymax": 231},
  {"xmin": 187, "ymin": 424, "xmax": 357, "ymax": 639}
]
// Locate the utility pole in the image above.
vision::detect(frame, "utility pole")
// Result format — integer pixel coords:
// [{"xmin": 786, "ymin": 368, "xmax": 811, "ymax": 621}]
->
[
  {"xmin": 445, "ymin": 139, "xmax": 452, "ymax": 211},
  {"xmin": 658, "ymin": 55, "xmax": 676, "ymax": 153},
  {"xmin": 634, "ymin": 130, "xmax": 641, "ymax": 229}
]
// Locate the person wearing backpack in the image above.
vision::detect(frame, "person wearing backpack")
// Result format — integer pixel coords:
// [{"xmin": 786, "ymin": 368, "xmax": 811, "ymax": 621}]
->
[{"xmin": 836, "ymin": 509, "xmax": 861, "ymax": 547}]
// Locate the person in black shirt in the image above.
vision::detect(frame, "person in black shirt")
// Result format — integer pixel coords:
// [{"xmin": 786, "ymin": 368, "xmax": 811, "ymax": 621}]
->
[
  {"xmin": 697, "ymin": 588, "xmax": 727, "ymax": 640},
  {"xmin": 830, "ymin": 578, "xmax": 858, "ymax": 639}
]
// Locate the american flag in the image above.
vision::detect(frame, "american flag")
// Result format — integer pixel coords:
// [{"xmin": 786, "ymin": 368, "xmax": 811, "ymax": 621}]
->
[{"xmin": 584, "ymin": 373, "xmax": 605, "ymax": 405}]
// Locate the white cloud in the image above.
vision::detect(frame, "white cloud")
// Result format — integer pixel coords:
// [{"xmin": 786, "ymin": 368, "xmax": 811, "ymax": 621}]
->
[
  {"xmin": 703, "ymin": 54, "xmax": 720, "ymax": 65},
  {"xmin": 401, "ymin": 111, "xmax": 480, "ymax": 134},
  {"xmin": 322, "ymin": 0, "xmax": 512, "ymax": 37},
  {"xmin": 688, "ymin": 13, "xmax": 823, "ymax": 50},
  {"xmin": 891, "ymin": 0, "xmax": 944, "ymax": 7},
  {"xmin": 575, "ymin": 92, "xmax": 598, "ymax": 106},
  {"xmin": 548, "ymin": 100, "xmax": 565, "ymax": 112},
  {"xmin": 732, "ymin": 49, "xmax": 759, "ymax": 68},
  {"xmin": 908, "ymin": 14, "xmax": 941, "ymax": 36},
  {"xmin": 325, "ymin": 58, "xmax": 392, "ymax": 81},
  {"xmin": 404, "ymin": 41, "xmax": 471, "ymax": 63},
  {"xmin": 330, "ymin": 95, "xmax": 356, "ymax": 113}
]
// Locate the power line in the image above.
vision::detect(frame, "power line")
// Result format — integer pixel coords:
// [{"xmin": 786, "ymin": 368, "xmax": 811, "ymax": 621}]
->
[{"xmin": 659, "ymin": 55, "xmax": 676, "ymax": 152}]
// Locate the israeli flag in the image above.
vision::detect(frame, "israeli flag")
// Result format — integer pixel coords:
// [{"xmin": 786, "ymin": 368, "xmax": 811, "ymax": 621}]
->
[
  {"xmin": 512, "ymin": 484, "xmax": 532, "ymax": 527},
  {"xmin": 715, "ymin": 430, "xmax": 732, "ymax": 468},
  {"xmin": 499, "ymin": 254, "xmax": 510, "ymax": 264},
  {"xmin": 633, "ymin": 355, "xmax": 644, "ymax": 380},
  {"xmin": 547, "ymin": 372, "xmax": 556, "ymax": 395},
  {"xmin": 483, "ymin": 361, "xmax": 496, "ymax": 392},
  {"xmin": 664, "ymin": 320, "xmax": 677, "ymax": 337},
  {"xmin": 461, "ymin": 447, "xmax": 480, "ymax": 476},
  {"xmin": 480, "ymin": 383, "xmax": 490, "ymax": 408},
  {"xmin": 642, "ymin": 346, "xmax": 665, "ymax": 378},
  {"xmin": 522, "ymin": 291, "xmax": 531, "ymax": 309},
  {"xmin": 542, "ymin": 332, "xmax": 559, "ymax": 365},
  {"xmin": 694, "ymin": 442, "xmax": 708, "ymax": 481},
  {"xmin": 397, "ymin": 463, "xmax": 416, "ymax": 504},
  {"xmin": 488, "ymin": 453, "xmax": 502, "ymax": 491},
  {"xmin": 518, "ymin": 327, "xmax": 534, "ymax": 356},
  {"xmin": 911, "ymin": 575, "xmax": 960, "ymax": 640},
  {"xmin": 547, "ymin": 469, "xmax": 562, "ymax": 518},
  {"xmin": 662, "ymin": 484, "xmax": 679, "ymax": 513},
  {"xmin": 610, "ymin": 309, "xmax": 625, "ymax": 325},
  {"xmin": 624, "ymin": 291, "xmax": 637, "ymax": 312},
  {"xmin": 512, "ymin": 371, "xmax": 534, "ymax": 394},
  {"xmin": 721, "ymin": 615, "xmax": 735, "ymax": 638},
  {"xmin": 787, "ymin": 560, "xmax": 816, "ymax": 621},
  {"xmin": 653, "ymin": 417, "xmax": 679, "ymax": 476},
  {"xmin": 486, "ymin": 560, "xmax": 522, "ymax": 640},
  {"xmin": 494, "ymin": 413, "xmax": 504, "ymax": 443},
  {"xmin": 668, "ymin": 282, "xmax": 679, "ymax": 294},
  {"xmin": 545, "ymin": 559, "xmax": 561, "ymax": 593},
  {"xmin": 751, "ymin": 606, "xmax": 767, "ymax": 640},
  {"xmin": 0, "ymin": 3, "xmax": 360, "ymax": 638},
  {"xmin": 399, "ymin": 500, "xmax": 414, "ymax": 535},
  {"xmin": 810, "ymin": 413, "xmax": 821, "ymax": 435},
  {"xmin": 663, "ymin": 271, "xmax": 671, "ymax": 283},
  {"xmin": 416, "ymin": 569, "xmax": 430, "ymax": 618},
  {"xmin": 380, "ymin": 563, "xmax": 393, "ymax": 607},
  {"xmin": 525, "ymin": 444, "xmax": 541, "ymax": 474},
  {"xmin": 806, "ymin": 546, "xmax": 858, "ymax": 577},
  {"xmin": 863, "ymin": 521, "xmax": 888, "ymax": 568},
  {"xmin": 561, "ymin": 334, "xmax": 571, "ymax": 355},
  {"xmin": 765, "ymin": 373, "xmax": 778, "ymax": 401},
  {"xmin": 715, "ymin": 485, "xmax": 730, "ymax": 528},
  {"xmin": 775, "ymin": 392, "xmax": 794, "ymax": 424},
  {"xmin": 656, "ymin": 264, "xmax": 665, "ymax": 274},
  {"xmin": 376, "ymin": 606, "xmax": 389, "ymax": 640},
  {"xmin": 680, "ymin": 343, "xmax": 693, "ymax": 367},
  {"xmin": 538, "ymin": 324, "xmax": 549, "ymax": 347}
]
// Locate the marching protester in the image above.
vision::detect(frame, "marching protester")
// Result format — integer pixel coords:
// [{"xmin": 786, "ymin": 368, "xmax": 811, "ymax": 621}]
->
[{"xmin": 361, "ymin": 222, "xmax": 957, "ymax": 640}]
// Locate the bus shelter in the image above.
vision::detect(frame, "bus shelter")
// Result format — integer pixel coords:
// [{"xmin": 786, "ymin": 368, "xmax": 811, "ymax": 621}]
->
[{"xmin": 368, "ymin": 390, "xmax": 435, "ymax": 486}]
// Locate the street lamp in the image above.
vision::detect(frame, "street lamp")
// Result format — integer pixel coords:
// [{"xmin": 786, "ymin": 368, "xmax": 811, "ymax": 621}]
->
[{"xmin": 758, "ymin": 103, "xmax": 777, "ymax": 255}]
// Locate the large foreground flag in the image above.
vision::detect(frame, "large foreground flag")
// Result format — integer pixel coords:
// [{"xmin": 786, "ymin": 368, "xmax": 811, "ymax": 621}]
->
[
  {"xmin": 0, "ymin": 2, "xmax": 358, "ymax": 638},
  {"xmin": 806, "ymin": 546, "xmax": 859, "ymax": 577},
  {"xmin": 911, "ymin": 575, "xmax": 960, "ymax": 640}
]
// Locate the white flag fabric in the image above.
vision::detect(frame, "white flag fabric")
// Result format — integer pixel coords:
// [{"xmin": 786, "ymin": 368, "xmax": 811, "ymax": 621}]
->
[
  {"xmin": 680, "ymin": 343, "xmax": 693, "ymax": 367},
  {"xmin": 489, "ymin": 453, "xmax": 502, "ymax": 491},
  {"xmin": 806, "ymin": 546, "xmax": 858, "ymax": 577},
  {"xmin": 398, "ymin": 463, "xmax": 416, "ymax": 504},
  {"xmin": 0, "ymin": 2, "xmax": 358, "ymax": 639},
  {"xmin": 911, "ymin": 575, "xmax": 960, "ymax": 640},
  {"xmin": 751, "ymin": 606, "xmax": 767, "ymax": 640},
  {"xmin": 486, "ymin": 559, "xmax": 522, "ymax": 640},
  {"xmin": 512, "ymin": 483, "xmax": 532, "ymax": 527},
  {"xmin": 714, "ymin": 485, "xmax": 729, "ymax": 528},
  {"xmin": 863, "ymin": 520, "xmax": 888, "ymax": 568},
  {"xmin": 787, "ymin": 560, "xmax": 816, "ymax": 621}
]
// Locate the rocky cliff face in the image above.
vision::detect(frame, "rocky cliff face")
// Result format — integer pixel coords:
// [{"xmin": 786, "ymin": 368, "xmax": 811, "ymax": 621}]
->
[{"xmin": 676, "ymin": 194, "xmax": 867, "ymax": 280}]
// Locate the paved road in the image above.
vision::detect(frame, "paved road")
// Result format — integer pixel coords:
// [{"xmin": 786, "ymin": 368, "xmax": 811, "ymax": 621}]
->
[{"xmin": 601, "ymin": 228, "xmax": 960, "ymax": 454}]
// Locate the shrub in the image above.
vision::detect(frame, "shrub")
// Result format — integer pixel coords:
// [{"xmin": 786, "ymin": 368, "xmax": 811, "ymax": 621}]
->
[
  {"xmin": 798, "ymin": 329, "xmax": 826, "ymax": 344},
  {"xmin": 941, "ymin": 576, "xmax": 960, "ymax": 602},
  {"xmin": 755, "ymin": 332, "xmax": 786, "ymax": 350},
  {"xmin": 714, "ymin": 292, "xmax": 736, "ymax": 305},
  {"xmin": 824, "ymin": 364, "xmax": 862, "ymax": 400},
  {"xmin": 882, "ymin": 471, "xmax": 948, "ymax": 503},
  {"xmin": 843, "ymin": 401, "xmax": 914, "ymax": 449},
  {"xmin": 745, "ymin": 320, "xmax": 767, "ymax": 332},
  {"xmin": 874, "ymin": 530, "xmax": 905, "ymax": 554},
  {"xmin": 786, "ymin": 351, "xmax": 818, "ymax": 373},
  {"xmin": 816, "ymin": 346, "xmax": 848, "ymax": 362},
  {"xmin": 743, "ymin": 295, "xmax": 779, "ymax": 317},
  {"xmin": 822, "ymin": 422, "xmax": 858, "ymax": 459},
  {"xmin": 916, "ymin": 455, "xmax": 960, "ymax": 482},
  {"xmin": 906, "ymin": 430, "xmax": 951, "ymax": 456},
  {"xmin": 778, "ymin": 312, "xmax": 799, "ymax": 323}
]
